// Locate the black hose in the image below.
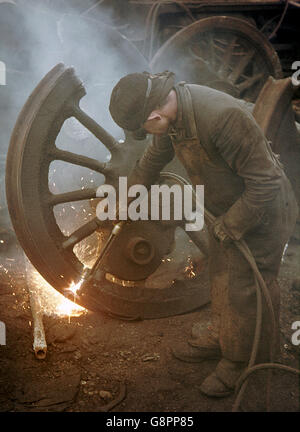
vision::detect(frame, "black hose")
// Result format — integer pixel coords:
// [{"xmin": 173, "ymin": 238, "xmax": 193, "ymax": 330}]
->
[
  {"xmin": 268, "ymin": 0, "xmax": 290, "ymax": 40},
  {"xmin": 160, "ymin": 172, "xmax": 300, "ymax": 412},
  {"xmin": 233, "ymin": 363, "xmax": 300, "ymax": 411}
]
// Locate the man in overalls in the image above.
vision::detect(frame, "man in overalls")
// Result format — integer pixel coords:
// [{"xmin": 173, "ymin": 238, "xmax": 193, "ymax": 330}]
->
[{"xmin": 109, "ymin": 71, "xmax": 298, "ymax": 397}]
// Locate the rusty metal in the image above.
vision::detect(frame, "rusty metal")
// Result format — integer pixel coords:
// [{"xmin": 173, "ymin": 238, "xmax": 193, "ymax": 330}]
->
[
  {"xmin": 25, "ymin": 257, "xmax": 47, "ymax": 360},
  {"xmin": 29, "ymin": 291, "xmax": 47, "ymax": 360},
  {"xmin": 3, "ymin": 3, "xmax": 300, "ymax": 319},
  {"xmin": 100, "ymin": 221, "xmax": 176, "ymax": 281},
  {"xmin": 150, "ymin": 16, "xmax": 282, "ymax": 102},
  {"xmin": 253, "ymin": 76, "xmax": 299, "ymax": 153},
  {"xmin": 5, "ymin": 63, "xmax": 210, "ymax": 319},
  {"xmin": 121, "ymin": 1, "xmax": 299, "ymax": 103},
  {"xmin": 5, "ymin": 59, "xmax": 300, "ymax": 319},
  {"xmin": 253, "ymin": 76, "xmax": 300, "ymax": 209},
  {"xmin": 6, "ymin": 60, "xmax": 300, "ymax": 319}
]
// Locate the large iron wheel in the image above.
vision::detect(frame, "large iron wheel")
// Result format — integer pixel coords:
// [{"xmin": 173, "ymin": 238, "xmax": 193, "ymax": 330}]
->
[
  {"xmin": 6, "ymin": 63, "xmax": 210, "ymax": 319},
  {"xmin": 150, "ymin": 16, "xmax": 282, "ymax": 102}
]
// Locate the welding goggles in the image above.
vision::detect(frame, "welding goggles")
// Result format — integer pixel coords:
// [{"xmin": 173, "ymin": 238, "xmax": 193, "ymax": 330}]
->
[{"xmin": 132, "ymin": 71, "xmax": 174, "ymax": 141}]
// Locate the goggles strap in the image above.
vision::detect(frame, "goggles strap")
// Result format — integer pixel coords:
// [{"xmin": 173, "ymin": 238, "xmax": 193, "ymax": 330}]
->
[{"xmin": 141, "ymin": 77, "xmax": 153, "ymax": 125}]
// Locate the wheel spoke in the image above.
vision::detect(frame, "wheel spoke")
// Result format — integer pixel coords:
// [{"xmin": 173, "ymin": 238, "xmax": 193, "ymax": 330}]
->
[
  {"xmin": 72, "ymin": 106, "xmax": 119, "ymax": 154},
  {"xmin": 188, "ymin": 46, "xmax": 218, "ymax": 77},
  {"xmin": 236, "ymin": 72, "xmax": 265, "ymax": 93},
  {"xmin": 49, "ymin": 148, "xmax": 109, "ymax": 175},
  {"xmin": 151, "ymin": 16, "xmax": 282, "ymax": 103},
  {"xmin": 62, "ymin": 217, "xmax": 102, "ymax": 250},
  {"xmin": 228, "ymin": 49, "xmax": 255, "ymax": 84},
  {"xmin": 207, "ymin": 32, "xmax": 217, "ymax": 70},
  {"xmin": 189, "ymin": 45, "xmax": 204, "ymax": 62},
  {"xmin": 48, "ymin": 188, "xmax": 97, "ymax": 206},
  {"xmin": 219, "ymin": 36, "xmax": 237, "ymax": 79}
]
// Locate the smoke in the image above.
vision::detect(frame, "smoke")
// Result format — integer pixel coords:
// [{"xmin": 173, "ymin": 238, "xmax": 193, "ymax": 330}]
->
[
  {"xmin": 4, "ymin": 0, "xmax": 148, "ymax": 134},
  {"xmin": 0, "ymin": 0, "xmax": 149, "ymax": 220},
  {"xmin": 0, "ymin": 1, "xmax": 150, "ymax": 271},
  {"xmin": 0, "ymin": 1, "xmax": 208, "ymax": 300}
]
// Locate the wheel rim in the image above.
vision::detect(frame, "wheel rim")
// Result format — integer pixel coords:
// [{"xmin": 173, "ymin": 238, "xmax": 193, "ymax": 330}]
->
[
  {"xmin": 151, "ymin": 16, "xmax": 282, "ymax": 102},
  {"xmin": 6, "ymin": 63, "xmax": 210, "ymax": 319}
]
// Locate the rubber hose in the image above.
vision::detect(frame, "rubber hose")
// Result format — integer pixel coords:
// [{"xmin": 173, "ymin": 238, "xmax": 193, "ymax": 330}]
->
[{"xmin": 160, "ymin": 172, "xmax": 300, "ymax": 412}]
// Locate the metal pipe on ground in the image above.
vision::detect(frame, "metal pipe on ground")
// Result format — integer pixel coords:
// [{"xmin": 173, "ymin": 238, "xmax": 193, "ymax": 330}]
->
[{"xmin": 24, "ymin": 254, "xmax": 47, "ymax": 360}]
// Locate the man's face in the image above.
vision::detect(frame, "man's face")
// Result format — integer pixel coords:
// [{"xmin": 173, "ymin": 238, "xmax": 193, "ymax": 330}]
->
[
  {"xmin": 140, "ymin": 90, "xmax": 177, "ymax": 136},
  {"xmin": 142, "ymin": 115, "xmax": 170, "ymax": 136}
]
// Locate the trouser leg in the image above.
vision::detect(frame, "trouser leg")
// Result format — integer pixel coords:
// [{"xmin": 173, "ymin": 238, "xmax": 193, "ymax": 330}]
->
[{"xmin": 209, "ymin": 233, "xmax": 281, "ymax": 363}]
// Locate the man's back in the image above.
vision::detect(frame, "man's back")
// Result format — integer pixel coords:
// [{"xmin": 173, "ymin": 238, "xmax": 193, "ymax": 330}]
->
[{"xmin": 167, "ymin": 82, "xmax": 293, "ymax": 240}]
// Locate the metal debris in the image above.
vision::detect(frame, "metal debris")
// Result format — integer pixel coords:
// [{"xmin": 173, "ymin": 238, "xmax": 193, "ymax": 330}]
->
[{"xmin": 28, "ymin": 287, "xmax": 47, "ymax": 360}]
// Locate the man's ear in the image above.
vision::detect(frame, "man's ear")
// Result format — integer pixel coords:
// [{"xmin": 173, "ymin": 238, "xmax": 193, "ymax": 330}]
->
[{"xmin": 146, "ymin": 110, "xmax": 161, "ymax": 122}]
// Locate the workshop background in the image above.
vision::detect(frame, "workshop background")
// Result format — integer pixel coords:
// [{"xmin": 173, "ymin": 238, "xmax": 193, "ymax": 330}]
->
[{"xmin": 0, "ymin": 0, "xmax": 299, "ymax": 412}]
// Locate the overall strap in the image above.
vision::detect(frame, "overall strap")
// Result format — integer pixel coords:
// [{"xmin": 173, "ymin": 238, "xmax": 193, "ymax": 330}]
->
[
  {"xmin": 183, "ymin": 84, "xmax": 228, "ymax": 167},
  {"xmin": 178, "ymin": 82, "xmax": 198, "ymax": 140}
]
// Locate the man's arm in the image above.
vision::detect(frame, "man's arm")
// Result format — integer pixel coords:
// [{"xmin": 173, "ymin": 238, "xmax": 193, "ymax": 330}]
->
[
  {"xmin": 213, "ymin": 107, "xmax": 283, "ymax": 241},
  {"xmin": 127, "ymin": 134, "xmax": 175, "ymax": 188}
]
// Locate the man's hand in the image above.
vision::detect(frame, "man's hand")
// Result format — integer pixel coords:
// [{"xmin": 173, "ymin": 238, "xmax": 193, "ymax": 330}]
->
[{"xmin": 212, "ymin": 217, "xmax": 232, "ymax": 244}]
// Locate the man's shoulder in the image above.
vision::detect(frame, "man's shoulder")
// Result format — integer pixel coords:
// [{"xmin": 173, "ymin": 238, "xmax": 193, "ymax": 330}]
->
[{"xmin": 186, "ymin": 83, "xmax": 249, "ymax": 116}]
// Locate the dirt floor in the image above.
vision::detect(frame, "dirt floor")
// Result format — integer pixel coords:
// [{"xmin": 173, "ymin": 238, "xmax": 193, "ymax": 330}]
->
[{"xmin": 0, "ymin": 226, "xmax": 299, "ymax": 414}]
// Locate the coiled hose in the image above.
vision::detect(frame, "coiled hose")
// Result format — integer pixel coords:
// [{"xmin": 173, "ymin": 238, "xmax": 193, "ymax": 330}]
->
[{"xmin": 160, "ymin": 172, "xmax": 300, "ymax": 412}]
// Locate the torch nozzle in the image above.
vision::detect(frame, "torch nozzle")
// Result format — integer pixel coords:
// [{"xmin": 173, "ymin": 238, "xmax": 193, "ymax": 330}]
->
[
  {"xmin": 79, "ymin": 221, "xmax": 125, "ymax": 289},
  {"xmin": 80, "ymin": 268, "xmax": 93, "ymax": 283}
]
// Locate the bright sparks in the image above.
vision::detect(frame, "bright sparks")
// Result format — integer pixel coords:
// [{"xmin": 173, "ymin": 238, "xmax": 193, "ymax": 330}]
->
[
  {"xmin": 26, "ymin": 266, "xmax": 86, "ymax": 318},
  {"xmin": 65, "ymin": 279, "xmax": 84, "ymax": 297},
  {"xmin": 184, "ymin": 256, "xmax": 196, "ymax": 279}
]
